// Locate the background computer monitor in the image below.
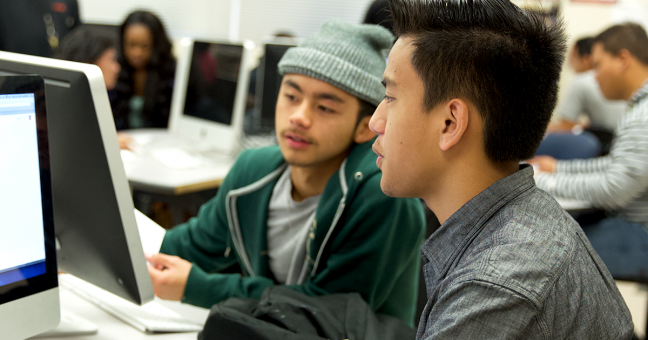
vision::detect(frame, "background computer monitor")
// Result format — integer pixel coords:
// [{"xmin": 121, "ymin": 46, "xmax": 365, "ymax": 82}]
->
[
  {"xmin": 0, "ymin": 51, "xmax": 154, "ymax": 306},
  {"xmin": 254, "ymin": 42, "xmax": 296, "ymax": 133},
  {"xmin": 0, "ymin": 75, "xmax": 60, "ymax": 340},
  {"xmin": 168, "ymin": 38, "xmax": 255, "ymax": 154}
]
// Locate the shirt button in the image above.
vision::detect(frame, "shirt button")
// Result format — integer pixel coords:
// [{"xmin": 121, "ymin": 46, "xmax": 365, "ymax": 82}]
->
[{"xmin": 354, "ymin": 172, "xmax": 363, "ymax": 181}]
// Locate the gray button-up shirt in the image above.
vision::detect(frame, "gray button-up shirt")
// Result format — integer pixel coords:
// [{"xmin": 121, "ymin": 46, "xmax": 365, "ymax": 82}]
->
[{"xmin": 418, "ymin": 165, "xmax": 634, "ymax": 339}]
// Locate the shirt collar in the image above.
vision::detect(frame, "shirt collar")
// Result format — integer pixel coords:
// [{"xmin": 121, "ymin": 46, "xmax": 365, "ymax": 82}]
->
[
  {"xmin": 420, "ymin": 164, "xmax": 536, "ymax": 281},
  {"xmin": 629, "ymin": 79, "xmax": 648, "ymax": 105}
]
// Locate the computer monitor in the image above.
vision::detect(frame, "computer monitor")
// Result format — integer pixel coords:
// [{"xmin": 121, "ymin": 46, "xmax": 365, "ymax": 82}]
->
[
  {"xmin": 0, "ymin": 52, "xmax": 154, "ymax": 306},
  {"xmin": 168, "ymin": 38, "xmax": 255, "ymax": 154},
  {"xmin": 254, "ymin": 42, "xmax": 296, "ymax": 133},
  {"xmin": 0, "ymin": 75, "xmax": 60, "ymax": 340}
]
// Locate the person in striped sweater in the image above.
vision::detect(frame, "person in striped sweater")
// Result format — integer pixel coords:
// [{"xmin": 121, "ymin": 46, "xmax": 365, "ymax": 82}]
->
[{"xmin": 533, "ymin": 23, "xmax": 648, "ymax": 281}]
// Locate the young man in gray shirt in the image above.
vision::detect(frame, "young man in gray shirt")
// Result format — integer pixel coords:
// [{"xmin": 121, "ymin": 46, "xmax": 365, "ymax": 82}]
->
[{"xmin": 369, "ymin": 0, "xmax": 634, "ymax": 338}]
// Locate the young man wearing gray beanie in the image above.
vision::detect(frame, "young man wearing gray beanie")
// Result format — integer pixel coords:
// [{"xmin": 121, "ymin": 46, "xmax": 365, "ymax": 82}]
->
[{"xmin": 146, "ymin": 21, "xmax": 426, "ymax": 326}]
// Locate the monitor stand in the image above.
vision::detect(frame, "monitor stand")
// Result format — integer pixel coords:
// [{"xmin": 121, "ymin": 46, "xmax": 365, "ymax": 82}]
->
[
  {"xmin": 29, "ymin": 245, "xmax": 98, "ymax": 339},
  {"xmin": 30, "ymin": 309, "xmax": 98, "ymax": 338}
]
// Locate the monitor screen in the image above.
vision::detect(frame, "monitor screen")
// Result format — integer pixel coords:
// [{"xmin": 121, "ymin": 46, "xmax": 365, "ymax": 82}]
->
[
  {"xmin": 183, "ymin": 42, "xmax": 244, "ymax": 126},
  {"xmin": 256, "ymin": 43, "xmax": 295, "ymax": 131},
  {"xmin": 0, "ymin": 93, "xmax": 48, "ymax": 287},
  {"xmin": 0, "ymin": 75, "xmax": 59, "ymax": 340}
]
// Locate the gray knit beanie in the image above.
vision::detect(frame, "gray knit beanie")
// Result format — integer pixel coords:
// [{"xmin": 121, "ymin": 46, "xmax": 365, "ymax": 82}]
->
[{"xmin": 278, "ymin": 20, "xmax": 394, "ymax": 107}]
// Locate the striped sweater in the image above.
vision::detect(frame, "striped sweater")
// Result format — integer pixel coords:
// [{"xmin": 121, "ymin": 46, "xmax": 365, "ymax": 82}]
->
[{"xmin": 536, "ymin": 81, "xmax": 648, "ymax": 224}]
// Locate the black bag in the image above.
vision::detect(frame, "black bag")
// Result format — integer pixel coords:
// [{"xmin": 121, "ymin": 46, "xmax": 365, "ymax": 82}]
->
[{"xmin": 199, "ymin": 286, "xmax": 416, "ymax": 340}]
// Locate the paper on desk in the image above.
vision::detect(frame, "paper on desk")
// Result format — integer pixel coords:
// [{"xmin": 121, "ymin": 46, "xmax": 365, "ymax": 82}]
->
[
  {"xmin": 120, "ymin": 149, "xmax": 137, "ymax": 162},
  {"xmin": 134, "ymin": 209, "xmax": 166, "ymax": 254},
  {"xmin": 130, "ymin": 134, "xmax": 154, "ymax": 146}
]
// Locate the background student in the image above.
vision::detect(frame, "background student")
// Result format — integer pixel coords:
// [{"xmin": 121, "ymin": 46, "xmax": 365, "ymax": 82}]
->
[
  {"xmin": 111, "ymin": 10, "xmax": 176, "ymax": 130},
  {"xmin": 534, "ymin": 23, "xmax": 648, "ymax": 284},
  {"xmin": 536, "ymin": 36, "xmax": 627, "ymax": 158},
  {"xmin": 548, "ymin": 37, "xmax": 626, "ymax": 135}
]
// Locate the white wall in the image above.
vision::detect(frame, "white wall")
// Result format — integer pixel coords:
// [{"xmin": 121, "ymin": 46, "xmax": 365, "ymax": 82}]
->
[
  {"xmin": 77, "ymin": 0, "xmax": 374, "ymax": 42},
  {"xmin": 78, "ymin": 0, "xmax": 231, "ymax": 40},
  {"xmin": 238, "ymin": 0, "xmax": 374, "ymax": 42}
]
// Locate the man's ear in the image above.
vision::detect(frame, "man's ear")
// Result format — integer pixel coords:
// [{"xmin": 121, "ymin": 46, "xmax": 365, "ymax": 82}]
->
[
  {"xmin": 582, "ymin": 54, "xmax": 593, "ymax": 69},
  {"xmin": 617, "ymin": 49, "xmax": 633, "ymax": 71},
  {"xmin": 354, "ymin": 115, "xmax": 376, "ymax": 144},
  {"xmin": 439, "ymin": 99, "xmax": 469, "ymax": 151}
]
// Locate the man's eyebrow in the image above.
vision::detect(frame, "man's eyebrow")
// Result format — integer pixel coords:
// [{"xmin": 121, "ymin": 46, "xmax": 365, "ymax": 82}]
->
[
  {"xmin": 382, "ymin": 77, "xmax": 395, "ymax": 88},
  {"xmin": 284, "ymin": 79, "xmax": 303, "ymax": 93},
  {"xmin": 315, "ymin": 93, "xmax": 344, "ymax": 103}
]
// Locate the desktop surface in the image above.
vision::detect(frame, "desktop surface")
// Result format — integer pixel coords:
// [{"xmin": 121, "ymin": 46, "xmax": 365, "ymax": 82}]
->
[
  {"xmin": 121, "ymin": 129, "xmax": 236, "ymax": 195},
  {"xmin": 54, "ymin": 288, "xmax": 209, "ymax": 340},
  {"xmin": 50, "ymin": 211, "xmax": 208, "ymax": 340}
]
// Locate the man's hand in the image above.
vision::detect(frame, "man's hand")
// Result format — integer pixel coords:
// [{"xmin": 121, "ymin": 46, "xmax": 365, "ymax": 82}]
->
[
  {"xmin": 146, "ymin": 253, "xmax": 192, "ymax": 301},
  {"xmin": 117, "ymin": 132, "xmax": 134, "ymax": 150},
  {"xmin": 528, "ymin": 155, "xmax": 557, "ymax": 173}
]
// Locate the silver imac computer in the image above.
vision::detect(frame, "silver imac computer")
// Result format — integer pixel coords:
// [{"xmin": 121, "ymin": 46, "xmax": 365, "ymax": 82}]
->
[
  {"xmin": 168, "ymin": 38, "xmax": 255, "ymax": 155},
  {"xmin": 254, "ymin": 42, "xmax": 296, "ymax": 133},
  {"xmin": 0, "ymin": 75, "xmax": 60, "ymax": 340},
  {"xmin": 0, "ymin": 52, "xmax": 153, "ymax": 306}
]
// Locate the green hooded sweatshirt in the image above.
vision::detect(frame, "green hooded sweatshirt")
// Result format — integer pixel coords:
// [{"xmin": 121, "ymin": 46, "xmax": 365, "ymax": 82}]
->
[{"xmin": 160, "ymin": 141, "xmax": 426, "ymax": 326}]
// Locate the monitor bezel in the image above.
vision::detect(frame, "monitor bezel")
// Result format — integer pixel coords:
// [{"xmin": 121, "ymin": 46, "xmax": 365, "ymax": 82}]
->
[
  {"xmin": 168, "ymin": 38, "xmax": 255, "ymax": 154},
  {"xmin": 253, "ymin": 41, "xmax": 296, "ymax": 133},
  {"xmin": 0, "ymin": 75, "xmax": 60, "ymax": 339}
]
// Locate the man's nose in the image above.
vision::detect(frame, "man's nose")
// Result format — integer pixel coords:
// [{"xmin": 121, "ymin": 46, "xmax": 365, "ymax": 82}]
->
[
  {"xmin": 369, "ymin": 100, "xmax": 386, "ymax": 135},
  {"xmin": 289, "ymin": 101, "xmax": 312, "ymax": 129}
]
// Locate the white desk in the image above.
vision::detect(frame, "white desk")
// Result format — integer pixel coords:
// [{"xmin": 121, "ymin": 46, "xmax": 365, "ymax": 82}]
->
[
  {"xmin": 55, "ymin": 289, "xmax": 209, "ymax": 340},
  {"xmin": 121, "ymin": 129, "xmax": 235, "ymax": 196}
]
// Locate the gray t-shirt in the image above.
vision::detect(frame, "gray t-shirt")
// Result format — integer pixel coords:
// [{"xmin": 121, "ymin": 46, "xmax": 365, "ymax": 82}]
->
[
  {"xmin": 267, "ymin": 166, "xmax": 320, "ymax": 284},
  {"xmin": 558, "ymin": 70, "xmax": 626, "ymax": 131}
]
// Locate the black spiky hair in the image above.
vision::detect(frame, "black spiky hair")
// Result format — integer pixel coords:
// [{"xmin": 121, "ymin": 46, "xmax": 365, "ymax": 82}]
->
[{"xmin": 388, "ymin": 0, "xmax": 566, "ymax": 164}]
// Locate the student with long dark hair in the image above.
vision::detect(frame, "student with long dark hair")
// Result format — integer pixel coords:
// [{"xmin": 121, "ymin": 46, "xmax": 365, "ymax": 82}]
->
[{"xmin": 112, "ymin": 10, "xmax": 175, "ymax": 130}]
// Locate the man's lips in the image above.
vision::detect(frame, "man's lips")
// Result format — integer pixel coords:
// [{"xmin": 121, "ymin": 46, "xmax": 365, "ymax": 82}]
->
[
  {"xmin": 372, "ymin": 145, "xmax": 384, "ymax": 158},
  {"xmin": 372, "ymin": 144, "xmax": 384, "ymax": 168},
  {"xmin": 284, "ymin": 132, "xmax": 313, "ymax": 148}
]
